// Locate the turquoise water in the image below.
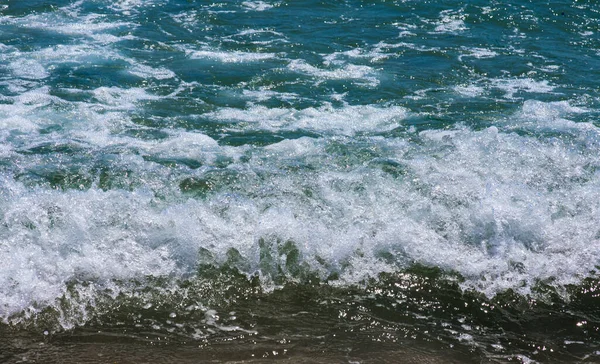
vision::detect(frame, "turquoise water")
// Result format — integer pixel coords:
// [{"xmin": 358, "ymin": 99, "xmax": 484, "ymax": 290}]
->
[{"xmin": 1, "ymin": 0, "xmax": 600, "ymax": 362}]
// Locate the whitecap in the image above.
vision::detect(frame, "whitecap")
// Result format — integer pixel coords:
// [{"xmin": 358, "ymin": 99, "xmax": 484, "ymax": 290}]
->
[
  {"xmin": 187, "ymin": 49, "xmax": 277, "ymax": 63},
  {"xmin": 242, "ymin": 1, "xmax": 277, "ymax": 11},
  {"xmin": 204, "ymin": 103, "xmax": 407, "ymax": 136},
  {"xmin": 287, "ymin": 59, "xmax": 379, "ymax": 87},
  {"xmin": 432, "ymin": 9, "xmax": 467, "ymax": 34}
]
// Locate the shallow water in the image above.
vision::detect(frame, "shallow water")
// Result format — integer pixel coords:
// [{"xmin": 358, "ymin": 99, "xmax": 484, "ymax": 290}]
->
[{"xmin": 1, "ymin": 0, "xmax": 600, "ymax": 362}]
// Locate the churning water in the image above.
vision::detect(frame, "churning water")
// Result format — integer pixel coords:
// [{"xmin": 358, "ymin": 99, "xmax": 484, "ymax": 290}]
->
[{"xmin": 1, "ymin": 0, "xmax": 600, "ymax": 362}]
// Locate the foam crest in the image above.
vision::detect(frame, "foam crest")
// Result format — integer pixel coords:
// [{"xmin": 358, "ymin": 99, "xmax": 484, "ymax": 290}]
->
[
  {"xmin": 509, "ymin": 100, "xmax": 593, "ymax": 134},
  {"xmin": 92, "ymin": 86, "xmax": 161, "ymax": 109},
  {"xmin": 432, "ymin": 9, "xmax": 467, "ymax": 34},
  {"xmin": 242, "ymin": 1, "xmax": 277, "ymax": 11},
  {"xmin": 8, "ymin": 60, "xmax": 49, "ymax": 80},
  {"xmin": 170, "ymin": 9, "xmax": 199, "ymax": 33},
  {"xmin": 2, "ymin": 111, "xmax": 600, "ymax": 319},
  {"xmin": 0, "ymin": 87, "xmax": 64, "ymax": 132},
  {"xmin": 32, "ymin": 44, "xmax": 116, "ymax": 64},
  {"xmin": 287, "ymin": 60, "xmax": 379, "ymax": 87},
  {"xmin": 224, "ymin": 28, "xmax": 288, "ymax": 45},
  {"xmin": 109, "ymin": 0, "xmax": 150, "ymax": 16},
  {"xmin": 323, "ymin": 46, "xmax": 391, "ymax": 65},
  {"xmin": 51, "ymin": 19, "xmax": 132, "ymax": 36},
  {"xmin": 235, "ymin": 29, "xmax": 284, "ymax": 37},
  {"xmin": 453, "ymin": 85, "xmax": 484, "ymax": 97},
  {"xmin": 391, "ymin": 42, "xmax": 442, "ymax": 53},
  {"xmin": 0, "ymin": 115, "xmax": 38, "ymax": 133},
  {"xmin": 187, "ymin": 49, "xmax": 277, "ymax": 63},
  {"xmin": 204, "ymin": 104, "xmax": 408, "ymax": 136},
  {"xmin": 404, "ymin": 125, "xmax": 600, "ymax": 294},
  {"xmin": 458, "ymin": 47, "xmax": 498, "ymax": 61},
  {"xmin": 13, "ymin": 87, "xmax": 64, "ymax": 107},
  {"xmin": 16, "ymin": 42, "xmax": 172, "ymax": 85},
  {"xmin": 490, "ymin": 78, "xmax": 555, "ymax": 99},
  {"xmin": 1, "ymin": 0, "xmax": 599, "ymax": 341},
  {"xmin": 241, "ymin": 89, "xmax": 299, "ymax": 102},
  {"xmin": 16, "ymin": 11, "xmax": 133, "ymax": 37},
  {"xmin": 520, "ymin": 100, "xmax": 588, "ymax": 119},
  {"xmin": 451, "ymin": 78, "xmax": 556, "ymax": 99},
  {"xmin": 0, "ymin": 185, "xmax": 178, "ymax": 317},
  {"xmin": 145, "ymin": 131, "xmax": 232, "ymax": 164},
  {"xmin": 129, "ymin": 64, "xmax": 177, "ymax": 80}
]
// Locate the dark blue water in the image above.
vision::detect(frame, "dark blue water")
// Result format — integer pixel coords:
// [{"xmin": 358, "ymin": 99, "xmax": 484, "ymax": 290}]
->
[{"xmin": 1, "ymin": 1, "xmax": 600, "ymax": 362}]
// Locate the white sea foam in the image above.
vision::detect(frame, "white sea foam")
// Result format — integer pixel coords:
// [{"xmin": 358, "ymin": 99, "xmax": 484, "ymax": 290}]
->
[
  {"xmin": 171, "ymin": 10, "xmax": 198, "ymax": 31},
  {"xmin": 15, "ymin": 86, "xmax": 67, "ymax": 108},
  {"xmin": 92, "ymin": 87, "xmax": 161, "ymax": 109},
  {"xmin": 2, "ymin": 109, "xmax": 600, "ymax": 319},
  {"xmin": 490, "ymin": 78, "xmax": 555, "ymax": 99},
  {"xmin": 1, "ymin": 0, "xmax": 600, "ymax": 332},
  {"xmin": 234, "ymin": 29, "xmax": 285, "ymax": 37},
  {"xmin": 458, "ymin": 47, "xmax": 498, "ymax": 61},
  {"xmin": 20, "ymin": 42, "xmax": 173, "ymax": 83},
  {"xmin": 399, "ymin": 31, "xmax": 417, "ymax": 37},
  {"xmin": 480, "ymin": 6, "xmax": 493, "ymax": 15},
  {"xmin": 287, "ymin": 59, "xmax": 379, "ymax": 87},
  {"xmin": 241, "ymin": 89, "xmax": 298, "ymax": 102},
  {"xmin": 17, "ymin": 12, "xmax": 133, "ymax": 37},
  {"xmin": 51, "ymin": 19, "xmax": 132, "ymax": 36},
  {"xmin": 242, "ymin": 1, "xmax": 277, "ymax": 11},
  {"xmin": 392, "ymin": 42, "xmax": 441, "ymax": 53},
  {"xmin": 187, "ymin": 49, "xmax": 277, "ymax": 63},
  {"xmin": 453, "ymin": 85, "xmax": 484, "ymax": 97},
  {"xmin": 144, "ymin": 131, "xmax": 230, "ymax": 165},
  {"xmin": 432, "ymin": 9, "xmax": 467, "ymax": 34},
  {"xmin": 9, "ymin": 60, "xmax": 49, "ymax": 80},
  {"xmin": 0, "ymin": 186, "xmax": 178, "ymax": 318},
  {"xmin": 323, "ymin": 45, "xmax": 392, "ymax": 64},
  {"xmin": 129, "ymin": 63, "xmax": 177, "ymax": 80},
  {"xmin": 507, "ymin": 100, "xmax": 591, "ymax": 135},
  {"xmin": 91, "ymin": 32, "xmax": 137, "ymax": 44},
  {"xmin": 204, "ymin": 104, "xmax": 407, "ymax": 136},
  {"xmin": 109, "ymin": 0, "xmax": 148, "ymax": 16},
  {"xmin": 532, "ymin": 64, "xmax": 561, "ymax": 73},
  {"xmin": 32, "ymin": 44, "xmax": 114, "ymax": 64},
  {"xmin": 451, "ymin": 78, "xmax": 557, "ymax": 99},
  {"xmin": 221, "ymin": 28, "xmax": 287, "ymax": 44},
  {"xmin": 0, "ymin": 87, "xmax": 63, "ymax": 132},
  {"xmin": 0, "ymin": 115, "xmax": 38, "ymax": 132}
]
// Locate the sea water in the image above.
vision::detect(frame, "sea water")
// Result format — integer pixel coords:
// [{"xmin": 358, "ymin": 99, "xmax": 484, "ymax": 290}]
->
[{"xmin": 1, "ymin": 0, "xmax": 599, "ymax": 362}]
